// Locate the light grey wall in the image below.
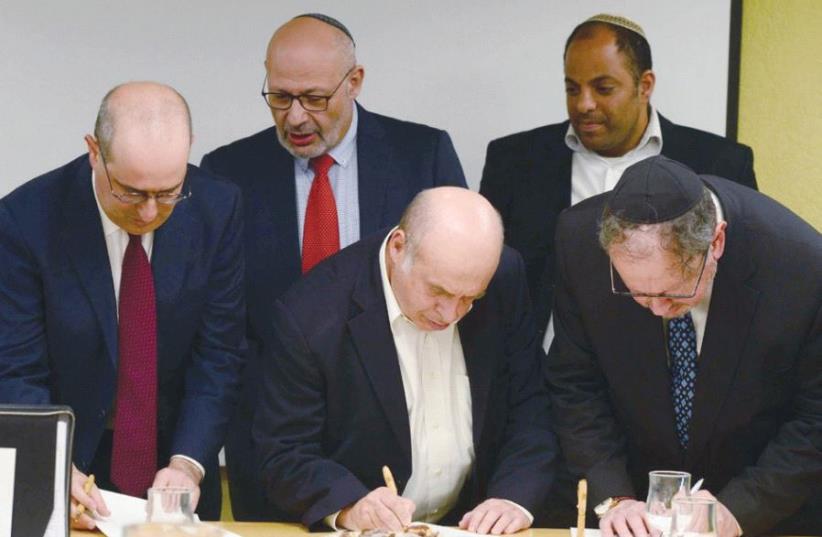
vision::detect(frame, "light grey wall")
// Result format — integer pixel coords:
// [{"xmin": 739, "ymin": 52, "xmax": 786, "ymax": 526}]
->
[{"xmin": 0, "ymin": 0, "xmax": 731, "ymax": 194}]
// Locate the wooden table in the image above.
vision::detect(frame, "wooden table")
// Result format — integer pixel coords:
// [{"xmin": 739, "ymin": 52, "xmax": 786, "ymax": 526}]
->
[{"xmin": 71, "ymin": 522, "xmax": 568, "ymax": 537}]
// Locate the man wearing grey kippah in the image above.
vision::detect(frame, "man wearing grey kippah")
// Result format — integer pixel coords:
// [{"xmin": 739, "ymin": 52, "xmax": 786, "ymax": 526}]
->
[
  {"xmin": 546, "ymin": 155, "xmax": 821, "ymax": 536},
  {"xmin": 200, "ymin": 13, "xmax": 466, "ymax": 521}
]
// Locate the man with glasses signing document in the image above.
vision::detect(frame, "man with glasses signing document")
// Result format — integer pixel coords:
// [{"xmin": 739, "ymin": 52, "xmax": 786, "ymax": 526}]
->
[
  {"xmin": 546, "ymin": 155, "xmax": 821, "ymax": 537},
  {"xmin": 200, "ymin": 13, "xmax": 466, "ymax": 521},
  {"xmin": 0, "ymin": 82, "xmax": 247, "ymax": 528}
]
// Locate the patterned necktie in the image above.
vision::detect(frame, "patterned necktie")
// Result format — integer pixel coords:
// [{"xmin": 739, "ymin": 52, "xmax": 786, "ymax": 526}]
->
[
  {"xmin": 668, "ymin": 312, "xmax": 698, "ymax": 449},
  {"xmin": 301, "ymin": 154, "xmax": 339, "ymax": 273},
  {"xmin": 111, "ymin": 233, "xmax": 158, "ymax": 497}
]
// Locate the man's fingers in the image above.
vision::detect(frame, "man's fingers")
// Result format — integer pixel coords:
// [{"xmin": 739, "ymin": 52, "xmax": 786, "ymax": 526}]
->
[
  {"xmin": 625, "ymin": 511, "xmax": 650, "ymax": 537},
  {"xmin": 489, "ymin": 511, "xmax": 514, "ymax": 535},
  {"xmin": 89, "ymin": 485, "xmax": 109, "ymax": 516},
  {"xmin": 610, "ymin": 512, "xmax": 635, "ymax": 537}
]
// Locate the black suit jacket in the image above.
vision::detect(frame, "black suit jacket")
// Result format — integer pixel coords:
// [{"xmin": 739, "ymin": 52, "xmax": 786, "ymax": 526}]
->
[
  {"xmin": 0, "ymin": 156, "xmax": 248, "ymax": 519},
  {"xmin": 546, "ymin": 175, "xmax": 821, "ymax": 535},
  {"xmin": 480, "ymin": 115, "xmax": 757, "ymax": 337},
  {"xmin": 253, "ymin": 232, "xmax": 558, "ymax": 529},
  {"xmin": 200, "ymin": 103, "xmax": 466, "ymax": 520}
]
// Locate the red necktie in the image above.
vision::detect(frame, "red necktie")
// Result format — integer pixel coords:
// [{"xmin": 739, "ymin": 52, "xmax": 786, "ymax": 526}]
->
[
  {"xmin": 111, "ymin": 233, "xmax": 158, "ymax": 497},
  {"xmin": 302, "ymin": 154, "xmax": 339, "ymax": 273}
]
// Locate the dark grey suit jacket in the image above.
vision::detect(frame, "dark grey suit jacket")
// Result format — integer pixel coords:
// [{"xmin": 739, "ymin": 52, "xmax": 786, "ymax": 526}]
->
[{"xmin": 547, "ymin": 175, "xmax": 821, "ymax": 535}]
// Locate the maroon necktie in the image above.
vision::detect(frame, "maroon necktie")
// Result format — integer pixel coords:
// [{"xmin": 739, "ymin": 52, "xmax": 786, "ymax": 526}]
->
[
  {"xmin": 302, "ymin": 154, "xmax": 339, "ymax": 273},
  {"xmin": 111, "ymin": 233, "xmax": 158, "ymax": 497}
]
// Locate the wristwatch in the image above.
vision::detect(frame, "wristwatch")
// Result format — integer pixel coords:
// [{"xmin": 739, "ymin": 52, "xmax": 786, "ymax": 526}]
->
[{"xmin": 594, "ymin": 496, "xmax": 634, "ymax": 518}]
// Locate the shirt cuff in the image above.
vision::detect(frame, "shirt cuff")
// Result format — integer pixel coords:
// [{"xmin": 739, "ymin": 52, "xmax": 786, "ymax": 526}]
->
[
  {"xmin": 324, "ymin": 510, "xmax": 342, "ymax": 530},
  {"xmin": 170, "ymin": 454, "xmax": 206, "ymax": 481},
  {"xmin": 500, "ymin": 499, "xmax": 534, "ymax": 525}
]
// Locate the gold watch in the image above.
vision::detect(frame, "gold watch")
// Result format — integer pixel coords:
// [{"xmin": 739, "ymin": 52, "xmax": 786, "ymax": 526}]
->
[{"xmin": 594, "ymin": 496, "xmax": 634, "ymax": 518}]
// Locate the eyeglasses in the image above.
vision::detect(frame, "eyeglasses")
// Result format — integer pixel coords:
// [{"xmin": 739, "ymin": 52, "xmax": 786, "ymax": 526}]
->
[
  {"xmin": 261, "ymin": 66, "xmax": 355, "ymax": 111},
  {"xmin": 610, "ymin": 249, "xmax": 709, "ymax": 299},
  {"xmin": 99, "ymin": 148, "xmax": 191, "ymax": 206}
]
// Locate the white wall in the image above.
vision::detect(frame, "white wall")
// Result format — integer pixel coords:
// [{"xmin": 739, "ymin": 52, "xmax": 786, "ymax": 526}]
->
[{"xmin": 0, "ymin": 0, "xmax": 731, "ymax": 193}]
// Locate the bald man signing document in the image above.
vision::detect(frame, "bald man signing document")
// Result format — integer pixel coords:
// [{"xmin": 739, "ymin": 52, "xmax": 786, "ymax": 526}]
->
[
  {"xmin": 253, "ymin": 187, "xmax": 557, "ymax": 533},
  {"xmin": 0, "ymin": 82, "xmax": 246, "ymax": 527}
]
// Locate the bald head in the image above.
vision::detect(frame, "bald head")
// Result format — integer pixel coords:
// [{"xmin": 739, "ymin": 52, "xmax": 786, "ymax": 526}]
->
[
  {"xmin": 94, "ymin": 81, "xmax": 192, "ymax": 162},
  {"xmin": 400, "ymin": 187, "xmax": 503, "ymax": 263},
  {"xmin": 267, "ymin": 16, "xmax": 356, "ymax": 77},
  {"xmin": 387, "ymin": 187, "xmax": 503, "ymax": 330}
]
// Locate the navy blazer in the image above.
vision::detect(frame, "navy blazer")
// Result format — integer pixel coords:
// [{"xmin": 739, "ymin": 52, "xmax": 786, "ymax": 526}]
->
[
  {"xmin": 253, "ymin": 232, "xmax": 558, "ymax": 529},
  {"xmin": 480, "ymin": 114, "xmax": 757, "ymax": 338},
  {"xmin": 200, "ymin": 103, "xmax": 466, "ymax": 520},
  {"xmin": 0, "ymin": 155, "xmax": 247, "ymax": 517},
  {"xmin": 547, "ymin": 176, "xmax": 822, "ymax": 535}
]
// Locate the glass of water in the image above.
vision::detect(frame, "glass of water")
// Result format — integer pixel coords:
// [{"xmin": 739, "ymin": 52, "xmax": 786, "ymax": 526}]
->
[
  {"xmin": 146, "ymin": 487, "xmax": 195, "ymax": 523},
  {"xmin": 670, "ymin": 497, "xmax": 717, "ymax": 537},
  {"xmin": 646, "ymin": 470, "xmax": 691, "ymax": 535}
]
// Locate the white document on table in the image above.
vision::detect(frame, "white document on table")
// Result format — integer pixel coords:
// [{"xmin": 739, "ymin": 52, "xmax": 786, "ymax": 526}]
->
[
  {"xmin": 44, "ymin": 418, "xmax": 69, "ymax": 537},
  {"xmin": 94, "ymin": 489, "xmax": 204, "ymax": 537},
  {"xmin": 569, "ymin": 528, "xmax": 601, "ymax": 537},
  {"xmin": 0, "ymin": 447, "xmax": 16, "ymax": 537},
  {"xmin": 94, "ymin": 489, "xmax": 149, "ymax": 537},
  {"xmin": 424, "ymin": 523, "xmax": 489, "ymax": 537}
]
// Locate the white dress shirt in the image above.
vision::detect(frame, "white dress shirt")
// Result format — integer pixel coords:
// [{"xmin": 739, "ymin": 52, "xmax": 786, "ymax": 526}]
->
[
  {"xmin": 325, "ymin": 230, "xmax": 533, "ymax": 529},
  {"xmin": 378, "ymin": 231, "xmax": 474, "ymax": 522},
  {"xmin": 543, "ymin": 108, "xmax": 664, "ymax": 352},
  {"xmin": 91, "ymin": 174, "xmax": 205, "ymax": 479},
  {"xmin": 295, "ymin": 104, "xmax": 360, "ymax": 251}
]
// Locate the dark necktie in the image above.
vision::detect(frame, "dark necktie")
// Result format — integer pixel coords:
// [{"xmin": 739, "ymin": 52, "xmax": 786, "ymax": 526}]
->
[
  {"xmin": 111, "ymin": 233, "xmax": 158, "ymax": 497},
  {"xmin": 668, "ymin": 312, "xmax": 698, "ymax": 448},
  {"xmin": 301, "ymin": 154, "xmax": 339, "ymax": 273}
]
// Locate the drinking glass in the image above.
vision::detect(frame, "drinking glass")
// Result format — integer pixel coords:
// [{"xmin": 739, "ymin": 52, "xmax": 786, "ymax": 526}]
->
[
  {"xmin": 146, "ymin": 487, "xmax": 195, "ymax": 523},
  {"xmin": 124, "ymin": 523, "xmax": 223, "ymax": 537},
  {"xmin": 670, "ymin": 497, "xmax": 717, "ymax": 537},
  {"xmin": 646, "ymin": 470, "xmax": 691, "ymax": 535}
]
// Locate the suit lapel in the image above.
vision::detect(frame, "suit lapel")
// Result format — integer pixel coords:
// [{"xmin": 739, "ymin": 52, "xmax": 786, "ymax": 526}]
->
[
  {"xmin": 356, "ymin": 105, "xmax": 391, "ymax": 235},
  {"xmin": 347, "ymin": 250, "xmax": 412, "ymax": 462},
  {"xmin": 151, "ymin": 168, "xmax": 195, "ymax": 317},
  {"xmin": 61, "ymin": 160, "xmax": 118, "ymax": 365},
  {"xmin": 686, "ymin": 185, "xmax": 759, "ymax": 465},
  {"xmin": 455, "ymin": 305, "xmax": 494, "ymax": 447}
]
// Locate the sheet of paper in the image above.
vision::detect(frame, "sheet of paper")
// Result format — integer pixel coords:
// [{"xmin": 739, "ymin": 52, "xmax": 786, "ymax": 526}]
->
[
  {"xmin": 94, "ymin": 489, "xmax": 204, "ymax": 537},
  {"xmin": 425, "ymin": 523, "xmax": 490, "ymax": 537},
  {"xmin": 569, "ymin": 528, "xmax": 601, "ymax": 537},
  {"xmin": 95, "ymin": 489, "xmax": 149, "ymax": 537},
  {"xmin": 44, "ymin": 418, "xmax": 69, "ymax": 537},
  {"xmin": 0, "ymin": 447, "xmax": 16, "ymax": 537}
]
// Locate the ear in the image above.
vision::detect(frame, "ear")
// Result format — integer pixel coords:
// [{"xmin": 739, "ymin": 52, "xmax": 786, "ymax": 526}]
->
[
  {"xmin": 711, "ymin": 220, "xmax": 727, "ymax": 261},
  {"xmin": 639, "ymin": 69, "xmax": 655, "ymax": 102},
  {"xmin": 84, "ymin": 134, "xmax": 100, "ymax": 167},
  {"xmin": 347, "ymin": 65, "xmax": 365, "ymax": 100}
]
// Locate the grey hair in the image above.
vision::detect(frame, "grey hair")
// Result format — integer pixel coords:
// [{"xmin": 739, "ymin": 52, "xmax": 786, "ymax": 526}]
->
[
  {"xmin": 599, "ymin": 187, "xmax": 717, "ymax": 276},
  {"xmin": 93, "ymin": 84, "xmax": 192, "ymax": 157}
]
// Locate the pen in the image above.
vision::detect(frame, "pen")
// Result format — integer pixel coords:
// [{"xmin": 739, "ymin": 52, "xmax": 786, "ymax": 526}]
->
[
  {"xmin": 75, "ymin": 474, "xmax": 96, "ymax": 518},
  {"xmin": 577, "ymin": 479, "xmax": 587, "ymax": 537},
  {"xmin": 690, "ymin": 478, "xmax": 704, "ymax": 494},
  {"xmin": 382, "ymin": 465, "xmax": 398, "ymax": 495}
]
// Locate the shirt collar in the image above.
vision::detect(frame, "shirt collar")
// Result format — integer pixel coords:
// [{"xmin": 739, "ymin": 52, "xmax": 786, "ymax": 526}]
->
[
  {"xmin": 295, "ymin": 103, "xmax": 359, "ymax": 172},
  {"xmin": 565, "ymin": 106, "xmax": 663, "ymax": 156}
]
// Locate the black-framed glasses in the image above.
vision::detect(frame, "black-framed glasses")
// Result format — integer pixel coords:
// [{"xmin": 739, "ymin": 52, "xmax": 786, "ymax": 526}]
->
[
  {"xmin": 610, "ymin": 249, "xmax": 709, "ymax": 299},
  {"xmin": 99, "ymin": 148, "xmax": 191, "ymax": 206},
  {"xmin": 261, "ymin": 66, "xmax": 355, "ymax": 111}
]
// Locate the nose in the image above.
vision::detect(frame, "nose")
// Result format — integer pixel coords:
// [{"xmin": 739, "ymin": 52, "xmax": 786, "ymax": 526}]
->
[
  {"xmin": 437, "ymin": 297, "xmax": 471, "ymax": 325},
  {"xmin": 644, "ymin": 297, "xmax": 673, "ymax": 317},
  {"xmin": 285, "ymin": 99, "xmax": 309, "ymax": 126},
  {"xmin": 575, "ymin": 88, "xmax": 596, "ymax": 114},
  {"xmin": 137, "ymin": 197, "xmax": 158, "ymax": 223}
]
